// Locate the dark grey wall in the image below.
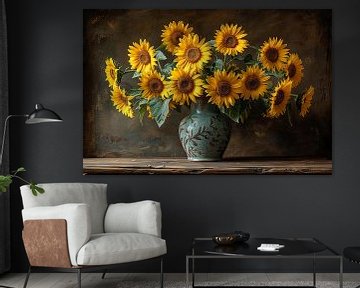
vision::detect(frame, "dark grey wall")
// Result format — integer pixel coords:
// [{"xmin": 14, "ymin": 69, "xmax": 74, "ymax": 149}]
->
[{"xmin": 5, "ymin": 0, "xmax": 360, "ymax": 273}]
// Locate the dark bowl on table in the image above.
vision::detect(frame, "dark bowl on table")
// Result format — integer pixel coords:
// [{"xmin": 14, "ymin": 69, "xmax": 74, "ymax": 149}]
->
[
  {"xmin": 212, "ymin": 234, "xmax": 238, "ymax": 245},
  {"xmin": 212, "ymin": 231, "xmax": 250, "ymax": 246}
]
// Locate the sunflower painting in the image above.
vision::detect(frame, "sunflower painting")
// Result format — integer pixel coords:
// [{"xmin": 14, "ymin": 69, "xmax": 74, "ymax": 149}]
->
[{"xmin": 84, "ymin": 9, "xmax": 332, "ymax": 174}]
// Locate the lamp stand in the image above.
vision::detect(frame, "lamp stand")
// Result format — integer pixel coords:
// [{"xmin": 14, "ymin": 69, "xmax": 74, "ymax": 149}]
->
[{"xmin": 0, "ymin": 115, "xmax": 28, "ymax": 169}]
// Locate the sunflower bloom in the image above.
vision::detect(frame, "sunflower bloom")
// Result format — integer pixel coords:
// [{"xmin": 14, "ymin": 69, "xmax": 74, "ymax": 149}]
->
[
  {"xmin": 174, "ymin": 34, "xmax": 212, "ymax": 73},
  {"xmin": 168, "ymin": 68, "xmax": 203, "ymax": 105},
  {"xmin": 286, "ymin": 53, "xmax": 304, "ymax": 88},
  {"xmin": 161, "ymin": 21, "xmax": 193, "ymax": 54},
  {"xmin": 214, "ymin": 24, "xmax": 249, "ymax": 56},
  {"xmin": 204, "ymin": 70, "xmax": 241, "ymax": 108},
  {"xmin": 239, "ymin": 65, "xmax": 270, "ymax": 100},
  {"xmin": 128, "ymin": 39, "xmax": 157, "ymax": 73},
  {"xmin": 268, "ymin": 79, "xmax": 292, "ymax": 118},
  {"xmin": 139, "ymin": 70, "xmax": 169, "ymax": 100},
  {"xmin": 299, "ymin": 86, "xmax": 315, "ymax": 117},
  {"xmin": 259, "ymin": 37, "xmax": 289, "ymax": 71},
  {"xmin": 111, "ymin": 85, "xmax": 134, "ymax": 118},
  {"xmin": 105, "ymin": 58, "xmax": 119, "ymax": 87}
]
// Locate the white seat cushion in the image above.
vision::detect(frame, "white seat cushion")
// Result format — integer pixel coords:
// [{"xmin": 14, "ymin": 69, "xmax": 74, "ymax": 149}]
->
[
  {"xmin": 105, "ymin": 201, "xmax": 162, "ymax": 237},
  {"xmin": 76, "ymin": 233, "xmax": 167, "ymax": 266}
]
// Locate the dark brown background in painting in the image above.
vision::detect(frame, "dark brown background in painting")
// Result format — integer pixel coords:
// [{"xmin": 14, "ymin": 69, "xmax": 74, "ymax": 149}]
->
[{"xmin": 83, "ymin": 9, "xmax": 331, "ymax": 159}]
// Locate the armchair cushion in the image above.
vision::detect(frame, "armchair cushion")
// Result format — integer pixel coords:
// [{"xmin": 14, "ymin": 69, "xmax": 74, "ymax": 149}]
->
[
  {"xmin": 104, "ymin": 200, "xmax": 162, "ymax": 237},
  {"xmin": 22, "ymin": 203, "xmax": 91, "ymax": 266},
  {"xmin": 76, "ymin": 233, "xmax": 167, "ymax": 266},
  {"xmin": 20, "ymin": 183, "xmax": 108, "ymax": 234}
]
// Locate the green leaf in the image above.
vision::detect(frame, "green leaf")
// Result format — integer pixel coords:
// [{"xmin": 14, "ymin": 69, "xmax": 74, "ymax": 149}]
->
[
  {"xmin": 155, "ymin": 50, "xmax": 167, "ymax": 61},
  {"xmin": 30, "ymin": 182, "xmax": 44, "ymax": 196},
  {"xmin": 244, "ymin": 54, "xmax": 253, "ymax": 64},
  {"xmin": 148, "ymin": 98, "xmax": 171, "ymax": 127},
  {"xmin": 214, "ymin": 58, "xmax": 224, "ymax": 71},
  {"xmin": 15, "ymin": 167, "xmax": 26, "ymax": 173},
  {"xmin": 128, "ymin": 88, "xmax": 142, "ymax": 98},
  {"xmin": 208, "ymin": 40, "xmax": 216, "ymax": 46},
  {"xmin": 0, "ymin": 175, "xmax": 12, "ymax": 192},
  {"xmin": 222, "ymin": 101, "xmax": 242, "ymax": 123},
  {"xmin": 266, "ymin": 70, "xmax": 285, "ymax": 79},
  {"xmin": 222, "ymin": 101, "xmax": 251, "ymax": 124},
  {"xmin": 267, "ymin": 81, "xmax": 274, "ymax": 90},
  {"xmin": 132, "ymin": 71, "xmax": 141, "ymax": 78},
  {"xmin": 132, "ymin": 95, "xmax": 148, "ymax": 110},
  {"xmin": 138, "ymin": 105, "xmax": 147, "ymax": 125},
  {"xmin": 162, "ymin": 63, "xmax": 175, "ymax": 76}
]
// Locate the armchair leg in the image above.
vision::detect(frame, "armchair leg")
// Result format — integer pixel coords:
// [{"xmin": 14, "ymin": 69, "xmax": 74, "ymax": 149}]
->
[
  {"xmin": 23, "ymin": 266, "xmax": 31, "ymax": 288},
  {"xmin": 160, "ymin": 257, "xmax": 164, "ymax": 288},
  {"xmin": 77, "ymin": 268, "xmax": 81, "ymax": 288},
  {"xmin": 101, "ymin": 270, "xmax": 107, "ymax": 279}
]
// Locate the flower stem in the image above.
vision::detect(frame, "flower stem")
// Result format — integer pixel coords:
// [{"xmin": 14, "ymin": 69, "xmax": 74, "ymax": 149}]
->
[
  {"xmin": 157, "ymin": 59, "xmax": 163, "ymax": 73},
  {"xmin": 155, "ymin": 43, "xmax": 165, "ymax": 51},
  {"xmin": 123, "ymin": 69, "xmax": 137, "ymax": 74},
  {"xmin": 11, "ymin": 175, "xmax": 31, "ymax": 185},
  {"xmin": 287, "ymin": 108, "xmax": 293, "ymax": 127}
]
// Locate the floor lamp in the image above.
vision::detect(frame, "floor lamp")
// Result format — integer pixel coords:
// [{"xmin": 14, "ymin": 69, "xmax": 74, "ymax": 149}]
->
[
  {"xmin": 0, "ymin": 103, "xmax": 63, "ymax": 168},
  {"xmin": 0, "ymin": 103, "xmax": 62, "ymax": 288}
]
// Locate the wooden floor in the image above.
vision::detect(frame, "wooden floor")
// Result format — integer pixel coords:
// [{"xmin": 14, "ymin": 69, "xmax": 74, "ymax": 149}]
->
[{"xmin": 0, "ymin": 273, "xmax": 359, "ymax": 288}]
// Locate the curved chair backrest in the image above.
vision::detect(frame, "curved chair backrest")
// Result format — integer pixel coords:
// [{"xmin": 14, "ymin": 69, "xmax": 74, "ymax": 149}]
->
[{"xmin": 20, "ymin": 183, "xmax": 108, "ymax": 234}]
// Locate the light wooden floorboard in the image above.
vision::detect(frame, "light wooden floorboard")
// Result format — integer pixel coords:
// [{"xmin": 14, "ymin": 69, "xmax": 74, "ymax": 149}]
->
[{"xmin": 1, "ymin": 273, "xmax": 359, "ymax": 288}]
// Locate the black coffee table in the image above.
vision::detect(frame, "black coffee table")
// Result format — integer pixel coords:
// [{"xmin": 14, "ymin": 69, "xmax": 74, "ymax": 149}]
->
[{"xmin": 186, "ymin": 237, "xmax": 342, "ymax": 288}]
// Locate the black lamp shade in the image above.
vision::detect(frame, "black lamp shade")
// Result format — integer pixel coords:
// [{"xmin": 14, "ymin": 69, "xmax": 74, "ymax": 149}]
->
[{"xmin": 25, "ymin": 104, "xmax": 63, "ymax": 124}]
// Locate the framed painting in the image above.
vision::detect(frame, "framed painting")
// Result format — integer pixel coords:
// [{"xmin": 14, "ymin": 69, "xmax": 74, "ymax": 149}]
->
[{"xmin": 83, "ymin": 9, "xmax": 332, "ymax": 174}]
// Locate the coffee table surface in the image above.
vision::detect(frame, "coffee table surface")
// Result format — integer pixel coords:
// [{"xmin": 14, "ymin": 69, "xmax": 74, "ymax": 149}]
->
[{"xmin": 192, "ymin": 237, "xmax": 339, "ymax": 257}]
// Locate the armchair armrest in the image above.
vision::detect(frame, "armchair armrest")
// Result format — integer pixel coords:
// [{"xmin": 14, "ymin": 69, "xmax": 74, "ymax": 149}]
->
[
  {"xmin": 104, "ymin": 200, "xmax": 162, "ymax": 237},
  {"xmin": 22, "ymin": 203, "xmax": 91, "ymax": 266}
]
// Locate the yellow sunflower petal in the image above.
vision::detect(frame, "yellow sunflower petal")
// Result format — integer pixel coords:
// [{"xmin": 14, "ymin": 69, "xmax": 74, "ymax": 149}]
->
[
  {"xmin": 204, "ymin": 70, "xmax": 241, "ymax": 108},
  {"xmin": 259, "ymin": 37, "xmax": 289, "ymax": 71},
  {"xmin": 239, "ymin": 65, "xmax": 270, "ymax": 100},
  {"xmin": 111, "ymin": 85, "xmax": 134, "ymax": 118},
  {"xmin": 161, "ymin": 21, "xmax": 194, "ymax": 54},
  {"xmin": 214, "ymin": 24, "xmax": 249, "ymax": 56},
  {"xmin": 128, "ymin": 39, "xmax": 157, "ymax": 73},
  {"xmin": 268, "ymin": 79, "xmax": 292, "ymax": 118}
]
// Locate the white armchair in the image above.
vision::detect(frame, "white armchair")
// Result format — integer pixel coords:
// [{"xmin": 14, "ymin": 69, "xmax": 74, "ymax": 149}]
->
[{"xmin": 20, "ymin": 183, "xmax": 166, "ymax": 288}]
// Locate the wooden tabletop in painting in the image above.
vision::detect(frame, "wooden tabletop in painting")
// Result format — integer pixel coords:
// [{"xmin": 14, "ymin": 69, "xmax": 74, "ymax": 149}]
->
[{"xmin": 83, "ymin": 158, "xmax": 332, "ymax": 175}]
